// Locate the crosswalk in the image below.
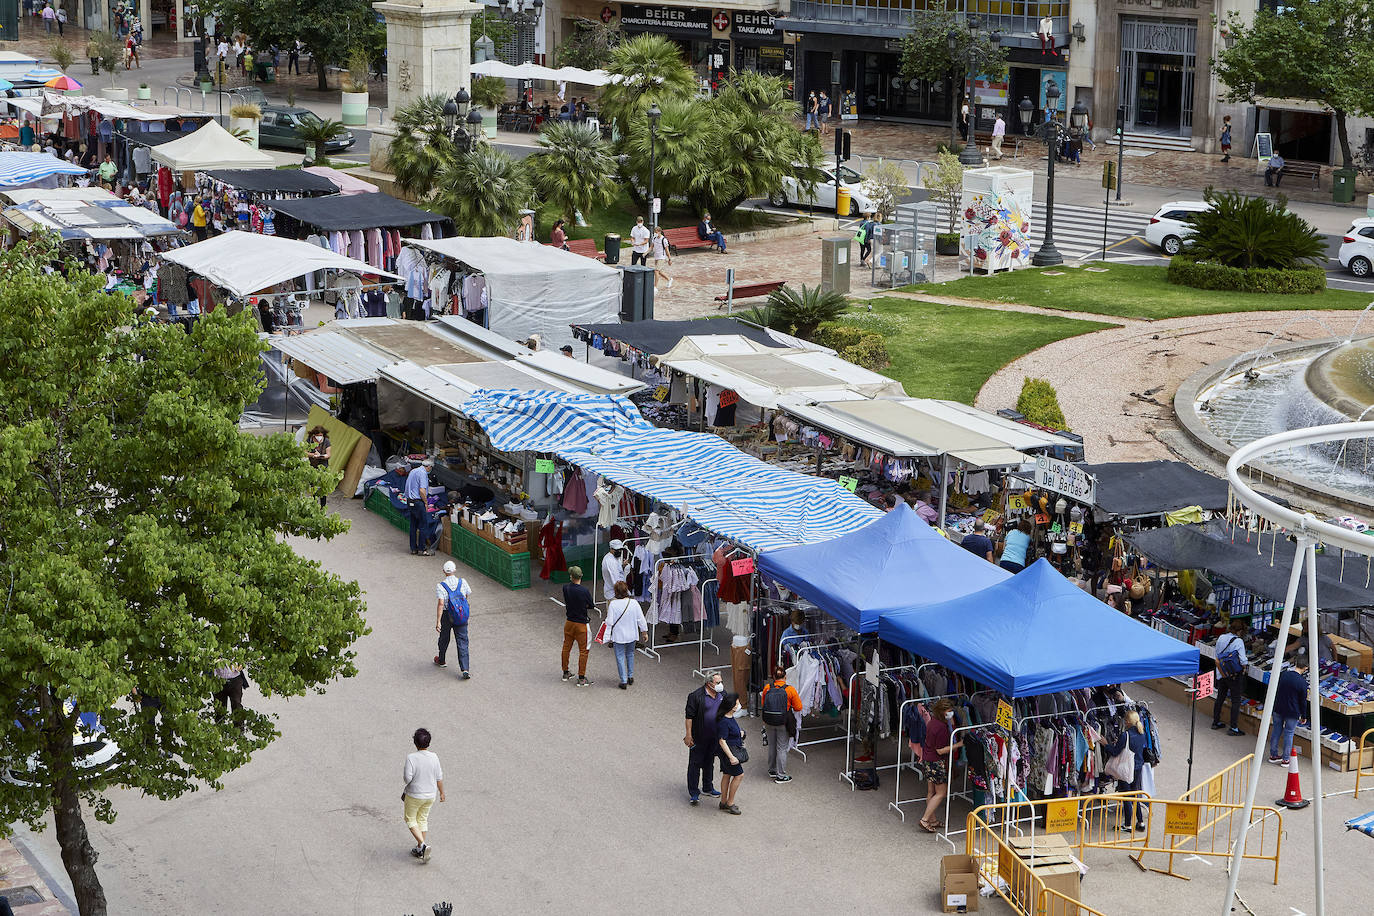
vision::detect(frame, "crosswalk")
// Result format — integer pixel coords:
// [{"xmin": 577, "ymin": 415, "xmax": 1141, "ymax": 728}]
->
[{"xmin": 1024, "ymin": 202, "xmax": 1150, "ymax": 263}]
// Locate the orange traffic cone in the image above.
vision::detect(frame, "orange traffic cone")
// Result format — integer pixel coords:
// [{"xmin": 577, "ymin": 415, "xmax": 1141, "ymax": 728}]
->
[{"xmin": 1277, "ymin": 752, "xmax": 1310, "ymax": 809}]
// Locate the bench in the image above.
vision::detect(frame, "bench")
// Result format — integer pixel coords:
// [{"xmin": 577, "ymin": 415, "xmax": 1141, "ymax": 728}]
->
[
  {"xmin": 548, "ymin": 238, "xmax": 605, "ymax": 261},
  {"xmin": 1264, "ymin": 159, "xmax": 1322, "ymax": 190},
  {"xmin": 714, "ymin": 279, "xmax": 785, "ymax": 308},
  {"xmin": 663, "ymin": 225, "xmax": 720, "ymax": 253},
  {"xmin": 972, "ymin": 131, "xmax": 1025, "ymax": 159}
]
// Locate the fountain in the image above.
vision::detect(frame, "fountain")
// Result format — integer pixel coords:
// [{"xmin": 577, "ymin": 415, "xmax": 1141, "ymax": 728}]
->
[{"xmin": 1180, "ymin": 330, "xmax": 1374, "ymax": 508}]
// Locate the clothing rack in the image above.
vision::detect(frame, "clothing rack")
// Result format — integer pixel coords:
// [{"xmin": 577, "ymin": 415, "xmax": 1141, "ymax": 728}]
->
[
  {"xmin": 641, "ymin": 556, "xmax": 714, "ymax": 662},
  {"xmin": 781, "ymin": 638, "xmax": 853, "ymax": 761},
  {"xmin": 840, "ymin": 663, "xmax": 929, "ymax": 789},
  {"xmin": 886, "ymin": 689, "xmax": 974, "ymax": 815}
]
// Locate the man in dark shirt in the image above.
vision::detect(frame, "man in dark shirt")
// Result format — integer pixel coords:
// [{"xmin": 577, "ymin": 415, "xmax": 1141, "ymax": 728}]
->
[
  {"xmin": 1268, "ymin": 661, "xmax": 1308, "ymax": 764},
  {"xmin": 684, "ymin": 672, "xmax": 726, "ymax": 805},
  {"xmin": 959, "ymin": 519, "xmax": 996, "ymax": 562},
  {"xmin": 561, "ymin": 566, "xmax": 595, "ymax": 685}
]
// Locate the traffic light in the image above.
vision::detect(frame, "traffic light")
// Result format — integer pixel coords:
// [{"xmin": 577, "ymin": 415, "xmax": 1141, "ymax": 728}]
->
[
  {"xmin": 1116, "ymin": 105, "xmax": 1126, "ymax": 134},
  {"xmin": 834, "ymin": 129, "xmax": 851, "ymax": 162}
]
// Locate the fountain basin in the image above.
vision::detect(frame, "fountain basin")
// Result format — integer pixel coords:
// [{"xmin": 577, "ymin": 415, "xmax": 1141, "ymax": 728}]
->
[{"xmin": 1306, "ymin": 338, "xmax": 1374, "ymax": 421}]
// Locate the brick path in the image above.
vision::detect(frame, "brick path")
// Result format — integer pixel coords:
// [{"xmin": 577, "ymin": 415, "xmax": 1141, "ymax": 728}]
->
[{"xmin": 0, "ymin": 838, "xmax": 67, "ymax": 915}]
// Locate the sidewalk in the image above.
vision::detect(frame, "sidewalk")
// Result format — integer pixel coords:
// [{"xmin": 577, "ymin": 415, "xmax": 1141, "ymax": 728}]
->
[{"xmin": 0, "ymin": 837, "xmax": 68, "ymax": 915}]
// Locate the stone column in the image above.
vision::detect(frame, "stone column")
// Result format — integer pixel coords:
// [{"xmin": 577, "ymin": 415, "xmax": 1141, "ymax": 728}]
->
[{"xmin": 372, "ymin": 0, "xmax": 481, "ymax": 117}]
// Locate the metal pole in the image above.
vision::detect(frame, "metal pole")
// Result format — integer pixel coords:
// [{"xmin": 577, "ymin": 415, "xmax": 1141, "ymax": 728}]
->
[
  {"xmin": 1222, "ymin": 536, "xmax": 1310, "ymax": 915},
  {"xmin": 649, "ymin": 125, "xmax": 657, "ymax": 232},
  {"xmin": 1101, "ymin": 165, "xmax": 1111, "ymax": 262},
  {"xmin": 958, "ymin": 64, "xmax": 981, "ymax": 166},
  {"xmin": 1186, "ymin": 676, "xmax": 1197, "ymax": 792},
  {"xmin": 1303, "ymin": 543, "xmax": 1326, "ymax": 916},
  {"xmin": 1032, "ymin": 117, "xmax": 1063, "ymax": 267},
  {"xmin": 937, "ymin": 454, "xmax": 950, "ymax": 528},
  {"xmin": 1115, "ymin": 125, "xmax": 1125, "ymax": 203}
]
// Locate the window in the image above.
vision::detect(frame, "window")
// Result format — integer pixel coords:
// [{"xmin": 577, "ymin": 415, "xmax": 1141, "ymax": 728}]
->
[
  {"xmin": 1360, "ymin": 227, "xmax": 1374, "ymax": 240},
  {"xmin": 837, "ymin": 165, "xmax": 863, "ymax": 183}
]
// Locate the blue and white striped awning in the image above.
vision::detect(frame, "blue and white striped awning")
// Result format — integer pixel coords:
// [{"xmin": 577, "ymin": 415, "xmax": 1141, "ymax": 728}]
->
[
  {"xmin": 1348, "ymin": 810, "xmax": 1374, "ymax": 838},
  {"xmin": 462, "ymin": 390, "xmax": 883, "ymax": 552},
  {"xmin": 0, "ymin": 151, "xmax": 86, "ymax": 188}
]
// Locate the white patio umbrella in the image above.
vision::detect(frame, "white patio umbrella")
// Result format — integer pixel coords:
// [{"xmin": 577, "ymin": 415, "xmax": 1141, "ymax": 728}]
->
[
  {"xmin": 470, "ymin": 59, "xmax": 522, "ymax": 79},
  {"xmin": 554, "ymin": 67, "xmax": 610, "ymax": 87}
]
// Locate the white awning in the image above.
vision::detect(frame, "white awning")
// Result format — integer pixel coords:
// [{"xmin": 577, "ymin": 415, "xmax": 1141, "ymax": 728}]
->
[
  {"xmin": 162, "ymin": 233, "xmax": 397, "ymax": 297},
  {"xmin": 270, "ymin": 329, "xmax": 398, "ymax": 385},
  {"xmin": 149, "ymin": 120, "xmax": 275, "ymax": 171}
]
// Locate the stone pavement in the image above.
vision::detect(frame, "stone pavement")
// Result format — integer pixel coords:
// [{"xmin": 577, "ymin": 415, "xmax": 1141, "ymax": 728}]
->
[{"xmin": 1, "ymin": 838, "xmax": 68, "ymax": 916}]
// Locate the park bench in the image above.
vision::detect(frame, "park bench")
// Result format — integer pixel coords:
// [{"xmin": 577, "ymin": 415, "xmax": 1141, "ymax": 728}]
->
[
  {"xmin": 547, "ymin": 237, "xmax": 605, "ymax": 261},
  {"xmin": 1266, "ymin": 159, "xmax": 1322, "ymax": 190},
  {"xmin": 663, "ymin": 225, "xmax": 719, "ymax": 253},
  {"xmin": 714, "ymin": 279, "xmax": 785, "ymax": 309}
]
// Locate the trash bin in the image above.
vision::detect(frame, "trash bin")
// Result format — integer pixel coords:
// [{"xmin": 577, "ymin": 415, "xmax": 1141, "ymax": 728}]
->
[
  {"xmin": 603, "ymin": 232, "xmax": 621, "ymax": 265},
  {"xmin": 1334, "ymin": 168, "xmax": 1356, "ymax": 204},
  {"xmin": 836, "ymin": 187, "xmax": 851, "ymax": 216}
]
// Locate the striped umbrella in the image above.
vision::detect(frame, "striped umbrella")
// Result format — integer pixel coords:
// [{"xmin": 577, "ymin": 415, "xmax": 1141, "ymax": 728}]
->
[{"xmin": 22, "ymin": 68, "xmax": 64, "ymax": 81}]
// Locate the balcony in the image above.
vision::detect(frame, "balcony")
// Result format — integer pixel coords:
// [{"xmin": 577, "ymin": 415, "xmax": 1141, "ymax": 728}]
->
[{"xmin": 783, "ymin": 1, "xmax": 1068, "ymax": 45}]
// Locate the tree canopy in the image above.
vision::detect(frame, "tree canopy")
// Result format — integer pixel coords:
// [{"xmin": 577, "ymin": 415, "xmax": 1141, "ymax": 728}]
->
[
  {"xmin": 1215, "ymin": 1, "xmax": 1374, "ymax": 167},
  {"xmin": 899, "ymin": 4, "xmax": 1008, "ymax": 146},
  {"xmin": 0, "ymin": 236, "xmax": 368, "ymax": 915},
  {"xmin": 217, "ymin": 0, "xmax": 384, "ymax": 91}
]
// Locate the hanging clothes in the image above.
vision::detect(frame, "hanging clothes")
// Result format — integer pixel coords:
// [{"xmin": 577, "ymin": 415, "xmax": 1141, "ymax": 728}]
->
[{"xmin": 538, "ymin": 520, "xmax": 566, "ymax": 580}]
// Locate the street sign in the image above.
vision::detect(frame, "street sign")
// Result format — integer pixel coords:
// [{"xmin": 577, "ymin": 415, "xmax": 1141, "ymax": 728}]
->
[
  {"xmin": 1102, "ymin": 160, "xmax": 1117, "ymax": 190},
  {"xmin": 1033, "ymin": 454, "xmax": 1096, "ymax": 504}
]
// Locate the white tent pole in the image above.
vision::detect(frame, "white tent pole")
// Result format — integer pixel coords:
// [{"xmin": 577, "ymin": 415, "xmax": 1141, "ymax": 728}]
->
[
  {"xmin": 937, "ymin": 454, "xmax": 950, "ymax": 528},
  {"xmin": 1221, "ymin": 535, "xmax": 1309, "ymax": 915},
  {"xmin": 1303, "ymin": 543, "xmax": 1325, "ymax": 916}
]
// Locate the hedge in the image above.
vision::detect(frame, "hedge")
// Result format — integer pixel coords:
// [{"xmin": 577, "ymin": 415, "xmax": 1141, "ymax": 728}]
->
[
  {"xmin": 1017, "ymin": 377, "xmax": 1068, "ymax": 431},
  {"xmin": 1166, "ymin": 255, "xmax": 1326, "ymax": 294},
  {"xmin": 812, "ymin": 323, "xmax": 891, "ymax": 370}
]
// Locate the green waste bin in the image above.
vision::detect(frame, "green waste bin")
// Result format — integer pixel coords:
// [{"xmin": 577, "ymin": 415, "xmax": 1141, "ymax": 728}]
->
[{"xmin": 1333, "ymin": 168, "xmax": 1356, "ymax": 203}]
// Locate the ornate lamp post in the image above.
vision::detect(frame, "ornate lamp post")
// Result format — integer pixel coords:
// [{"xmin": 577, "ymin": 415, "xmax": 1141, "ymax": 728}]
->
[
  {"xmin": 1019, "ymin": 83, "xmax": 1086, "ymax": 267},
  {"xmin": 947, "ymin": 16, "xmax": 1002, "ymax": 167},
  {"xmin": 442, "ymin": 88, "xmax": 485, "ymax": 153}
]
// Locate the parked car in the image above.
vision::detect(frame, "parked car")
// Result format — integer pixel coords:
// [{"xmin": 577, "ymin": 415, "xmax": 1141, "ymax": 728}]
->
[
  {"xmin": 1338, "ymin": 218, "xmax": 1374, "ymax": 277},
  {"xmin": 1145, "ymin": 201, "xmax": 1211, "ymax": 255},
  {"xmin": 2, "ymin": 703, "xmax": 119, "ymax": 787},
  {"xmin": 257, "ymin": 106, "xmax": 356, "ymax": 154},
  {"xmin": 770, "ymin": 162, "xmax": 875, "ymax": 216}
]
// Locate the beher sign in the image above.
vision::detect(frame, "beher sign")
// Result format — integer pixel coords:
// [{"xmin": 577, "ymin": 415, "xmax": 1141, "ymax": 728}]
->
[
  {"xmin": 732, "ymin": 10, "xmax": 779, "ymax": 37},
  {"xmin": 1033, "ymin": 454, "xmax": 1096, "ymax": 504},
  {"xmin": 620, "ymin": 4, "xmax": 712, "ymax": 36}
]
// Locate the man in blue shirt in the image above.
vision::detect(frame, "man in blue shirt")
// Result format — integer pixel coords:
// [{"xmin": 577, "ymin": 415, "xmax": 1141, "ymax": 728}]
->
[
  {"xmin": 1268, "ymin": 661, "xmax": 1308, "ymax": 765},
  {"xmin": 960, "ymin": 519, "xmax": 996, "ymax": 562},
  {"xmin": 404, "ymin": 458, "xmax": 433, "ymax": 555}
]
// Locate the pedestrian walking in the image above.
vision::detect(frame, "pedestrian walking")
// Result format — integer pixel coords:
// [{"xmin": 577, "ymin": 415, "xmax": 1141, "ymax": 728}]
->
[
  {"xmin": 959, "ymin": 96, "xmax": 969, "ymax": 140},
  {"xmin": 650, "ymin": 226, "xmax": 673, "ymax": 290},
  {"xmin": 41, "ymin": 3, "xmax": 53, "ymax": 33},
  {"xmin": 605, "ymin": 580, "xmax": 648, "ymax": 689},
  {"xmin": 402, "ymin": 727, "xmax": 445, "ymax": 862},
  {"xmin": 918, "ymin": 697, "xmax": 963, "ymax": 832},
  {"xmin": 234, "ymin": 37, "xmax": 245, "ymax": 74},
  {"xmin": 990, "ymin": 113, "xmax": 1006, "ymax": 160},
  {"xmin": 1268, "ymin": 660, "xmax": 1308, "ymax": 764},
  {"xmin": 212, "ymin": 662, "xmax": 246, "ymax": 721},
  {"xmin": 760, "ymin": 666, "xmax": 801, "ymax": 782},
  {"xmin": 684, "ymin": 672, "xmax": 727, "ymax": 805},
  {"xmin": 818, "ymin": 91, "xmax": 831, "ymax": 136},
  {"xmin": 55, "ymin": 6, "xmax": 65, "ymax": 35},
  {"xmin": 805, "ymin": 91, "xmax": 817, "ymax": 132},
  {"xmin": 1106, "ymin": 710, "xmax": 1148, "ymax": 831},
  {"xmin": 1219, "ymin": 115, "xmax": 1232, "ymax": 163},
  {"xmin": 560, "ymin": 565, "xmax": 594, "ymax": 686},
  {"xmin": 629, "ymin": 215, "xmax": 650, "ymax": 266},
  {"xmin": 289, "ymin": 40, "xmax": 303, "ymax": 75},
  {"xmin": 244, "ymin": 48, "xmax": 255, "ymax": 82},
  {"xmin": 856, "ymin": 210, "xmax": 877, "ymax": 267},
  {"xmin": 1210, "ymin": 619, "xmax": 1248, "ymax": 735},
  {"xmin": 434, "ymin": 560, "xmax": 472, "ymax": 679},
  {"xmin": 405, "ymin": 457, "xmax": 433, "ymax": 556},
  {"xmin": 715, "ymin": 692, "xmax": 747, "ymax": 814}
]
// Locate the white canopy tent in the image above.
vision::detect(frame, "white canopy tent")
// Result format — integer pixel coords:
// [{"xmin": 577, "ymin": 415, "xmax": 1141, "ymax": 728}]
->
[
  {"xmin": 149, "ymin": 120, "xmax": 275, "ymax": 171},
  {"xmin": 469, "ymin": 60, "xmax": 609, "ymax": 86},
  {"xmin": 161, "ymin": 233, "xmax": 398, "ymax": 298},
  {"xmin": 555, "ymin": 67, "xmax": 610, "ymax": 86},
  {"xmin": 405, "ymin": 237, "xmax": 620, "ymax": 351},
  {"xmin": 470, "ymin": 59, "xmax": 522, "ymax": 79}
]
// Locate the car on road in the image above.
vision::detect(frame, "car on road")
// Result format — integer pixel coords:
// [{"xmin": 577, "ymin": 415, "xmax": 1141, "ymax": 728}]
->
[
  {"xmin": 2, "ymin": 703, "xmax": 119, "ymax": 787},
  {"xmin": 1338, "ymin": 218, "xmax": 1374, "ymax": 277},
  {"xmin": 1145, "ymin": 200, "xmax": 1211, "ymax": 255},
  {"xmin": 257, "ymin": 106, "xmax": 356, "ymax": 154},
  {"xmin": 770, "ymin": 162, "xmax": 875, "ymax": 216}
]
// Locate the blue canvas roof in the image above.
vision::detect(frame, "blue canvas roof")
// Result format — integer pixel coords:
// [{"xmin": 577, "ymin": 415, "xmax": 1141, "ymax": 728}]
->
[
  {"xmin": 878, "ymin": 559, "xmax": 1201, "ymax": 696},
  {"xmin": 461, "ymin": 390, "xmax": 882, "ymax": 552},
  {"xmin": 756, "ymin": 504, "xmax": 1010, "ymax": 632}
]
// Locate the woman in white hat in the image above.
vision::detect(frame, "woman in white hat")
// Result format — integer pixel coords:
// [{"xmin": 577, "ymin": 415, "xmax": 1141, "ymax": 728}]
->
[{"xmin": 601, "ymin": 539, "xmax": 628, "ymax": 602}]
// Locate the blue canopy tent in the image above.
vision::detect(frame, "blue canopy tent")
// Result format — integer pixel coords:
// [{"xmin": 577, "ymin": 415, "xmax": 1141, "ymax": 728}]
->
[
  {"xmin": 460, "ymin": 390, "xmax": 882, "ymax": 552},
  {"xmin": 756, "ymin": 504, "xmax": 1010, "ymax": 632},
  {"xmin": 879, "ymin": 559, "xmax": 1201, "ymax": 696}
]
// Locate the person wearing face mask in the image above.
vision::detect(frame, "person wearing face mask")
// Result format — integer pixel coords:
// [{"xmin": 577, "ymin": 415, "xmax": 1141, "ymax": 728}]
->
[
  {"xmin": 715, "ymin": 692, "xmax": 747, "ymax": 814},
  {"xmin": 683, "ymin": 673, "xmax": 727, "ymax": 805},
  {"xmin": 601, "ymin": 540, "xmax": 628, "ymax": 602},
  {"xmin": 305, "ymin": 425, "xmax": 331, "ymax": 508},
  {"xmin": 918, "ymin": 697, "xmax": 963, "ymax": 833}
]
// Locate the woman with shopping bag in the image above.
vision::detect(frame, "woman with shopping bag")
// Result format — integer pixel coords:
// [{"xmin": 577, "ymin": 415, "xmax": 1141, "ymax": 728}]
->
[
  {"xmin": 600, "ymin": 581, "xmax": 647, "ymax": 690},
  {"xmin": 1105, "ymin": 710, "xmax": 1148, "ymax": 832}
]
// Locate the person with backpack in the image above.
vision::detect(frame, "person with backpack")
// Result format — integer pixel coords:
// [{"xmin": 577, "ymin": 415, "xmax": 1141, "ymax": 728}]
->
[
  {"xmin": 605, "ymin": 580, "xmax": 648, "ymax": 689},
  {"xmin": 856, "ymin": 210, "xmax": 877, "ymax": 267},
  {"xmin": 1210, "ymin": 619, "xmax": 1249, "ymax": 735},
  {"xmin": 761, "ymin": 666, "xmax": 802, "ymax": 782},
  {"xmin": 433, "ymin": 560, "xmax": 472, "ymax": 679}
]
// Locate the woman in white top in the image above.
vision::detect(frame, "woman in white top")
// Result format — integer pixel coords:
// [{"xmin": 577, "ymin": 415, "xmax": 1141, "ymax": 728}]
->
[
  {"xmin": 605, "ymin": 581, "xmax": 648, "ymax": 689},
  {"xmin": 650, "ymin": 226, "xmax": 673, "ymax": 289}
]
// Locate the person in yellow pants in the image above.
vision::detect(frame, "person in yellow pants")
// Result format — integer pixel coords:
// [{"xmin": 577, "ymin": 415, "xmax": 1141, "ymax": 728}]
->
[{"xmin": 402, "ymin": 728, "xmax": 446, "ymax": 862}]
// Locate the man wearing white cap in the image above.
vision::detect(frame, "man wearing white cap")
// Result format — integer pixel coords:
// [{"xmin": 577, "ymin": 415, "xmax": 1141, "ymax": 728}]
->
[
  {"xmin": 434, "ymin": 560, "xmax": 473, "ymax": 678},
  {"xmin": 602, "ymin": 539, "xmax": 628, "ymax": 602}
]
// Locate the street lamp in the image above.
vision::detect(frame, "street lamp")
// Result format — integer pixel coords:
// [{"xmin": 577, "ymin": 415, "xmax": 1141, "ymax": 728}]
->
[
  {"xmin": 442, "ymin": 88, "xmax": 484, "ymax": 153},
  {"xmin": 496, "ymin": 0, "xmax": 543, "ymax": 26},
  {"xmin": 948, "ymin": 16, "xmax": 1002, "ymax": 167},
  {"xmin": 647, "ymin": 102, "xmax": 661, "ymax": 230},
  {"xmin": 1019, "ymin": 83, "xmax": 1071, "ymax": 267}
]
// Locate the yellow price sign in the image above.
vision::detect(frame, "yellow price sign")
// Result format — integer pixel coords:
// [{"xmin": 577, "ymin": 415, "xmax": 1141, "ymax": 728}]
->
[
  {"xmin": 1044, "ymin": 798, "xmax": 1079, "ymax": 833},
  {"xmin": 995, "ymin": 699, "xmax": 1014, "ymax": 730},
  {"xmin": 652, "ymin": 385, "xmax": 670, "ymax": 401},
  {"xmin": 1007, "ymin": 495, "xmax": 1028, "ymax": 511},
  {"xmin": 982, "ymin": 509, "xmax": 999, "ymax": 525},
  {"xmin": 1069, "ymin": 521, "xmax": 1084, "ymax": 535},
  {"xmin": 1164, "ymin": 803, "xmax": 1200, "ymax": 836}
]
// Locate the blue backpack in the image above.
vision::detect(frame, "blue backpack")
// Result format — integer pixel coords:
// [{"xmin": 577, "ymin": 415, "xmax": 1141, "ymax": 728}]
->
[
  {"xmin": 1216, "ymin": 634, "xmax": 1244, "ymax": 678},
  {"xmin": 442, "ymin": 579, "xmax": 470, "ymax": 625}
]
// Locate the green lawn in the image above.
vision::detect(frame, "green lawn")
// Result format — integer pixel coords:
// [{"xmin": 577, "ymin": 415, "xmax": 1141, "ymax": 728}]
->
[
  {"xmin": 535, "ymin": 189, "xmax": 788, "ymax": 250},
  {"xmin": 905, "ymin": 264, "xmax": 1374, "ymax": 320},
  {"xmin": 838, "ymin": 298, "xmax": 1117, "ymax": 403}
]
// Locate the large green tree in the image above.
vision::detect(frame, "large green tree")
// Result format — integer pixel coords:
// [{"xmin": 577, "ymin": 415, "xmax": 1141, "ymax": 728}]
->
[
  {"xmin": 1215, "ymin": 2, "xmax": 1374, "ymax": 167},
  {"xmin": 598, "ymin": 32, "xmax": 698, "ymax": 140},
  {"xmin": 899, "ymin": 4, "xmax": 1008, "ymax": 148},
  {"xmin": 525, "ymin": 121, "xmax": 619, "ymax": 222},
  {"xmin": 431, "ymin": 146, "xmax": 532, "ymax": 236},
  {"xmin": 384, "ymin": 93, "xmax": 454, "ymax": 199},
  {"xmin": 218, "ymin": 0, "xmax": 384, "ymax": 91},
  {"xmin": 0, "ymin": 237, "xmax": 368, "ymax": 915}
]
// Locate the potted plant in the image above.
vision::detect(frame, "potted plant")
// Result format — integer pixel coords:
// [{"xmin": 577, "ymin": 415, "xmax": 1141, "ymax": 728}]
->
[
  {"xmin": 296, "ymin": 117, "xmax": 345, "ymax": 166},
  {"xmin": 339, "ymin": 50, "xmax": 370, "ymax": 127},
  {"xmin": 137, "ymin": 82, "xmax": 152, "ymax": 101},
  {"xmin": 92, "ymin": 29, "xmax": 126, "ymax": 101},
  {"xmin": 472, "ymin": 76, "xmax": 506, "ymax": 139},
  {"xmin": 229, "ymin": 102, "xmax": 263, "ymax": 148}
]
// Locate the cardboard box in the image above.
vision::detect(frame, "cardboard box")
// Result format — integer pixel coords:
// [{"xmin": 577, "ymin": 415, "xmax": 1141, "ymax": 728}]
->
[
  {"xmin": 997, "ymin": 834, "xmax": 1079, "ymax": 916},
  {"xmin": 1329, "ymin": 635, "xmax": 1373, "ymax": 674},
  {"xmin": 1035, "ymin": 862, "xmax": 1081, "ymax": 915},
  {"xmin": 939, "ymin": 855, "xmax": 980, "ymax": 913}
]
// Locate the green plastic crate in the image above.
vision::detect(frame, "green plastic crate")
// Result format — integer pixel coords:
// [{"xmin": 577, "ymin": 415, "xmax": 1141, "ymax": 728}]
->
[
  {"xmin": 449, "ymin": 523, "xmax": 531, "ymax": 590},
  {"xmin": 365, "ymin": 488, "xmax": 409, "ymax": 532}
]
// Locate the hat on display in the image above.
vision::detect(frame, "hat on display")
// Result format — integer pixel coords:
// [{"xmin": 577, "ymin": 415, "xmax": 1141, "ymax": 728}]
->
[{"xmin": 443, "ymin": 561, "xmax": 456, "ymax": 574}]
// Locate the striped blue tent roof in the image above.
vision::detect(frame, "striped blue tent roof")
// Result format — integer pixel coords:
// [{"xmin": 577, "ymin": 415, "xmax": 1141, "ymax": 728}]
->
[
  {"xmin": 0, "ymin": 152, "xmax": 87, "ymax": 188},
  {"xmin": 1348, "ymin": 810, "xmax": 1374, "ymax": 838},
  {"xmin": 463, "ymin": 390, "xmax": 883, "ymax": 552}
]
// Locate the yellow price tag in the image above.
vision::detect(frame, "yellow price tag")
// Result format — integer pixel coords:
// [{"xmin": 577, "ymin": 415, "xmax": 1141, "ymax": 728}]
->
[
  {"xmin": 1069, "ymin": 521, "xmax": 1083, "ymax": 535},
  {"xmin": 1007, "ymin": 495, "xmax": 1028, "ymax": 511},
  {"xmin": 982, "ymin": 509, "xmax": 999, "ymax": 525},
  {"xmin": 1044, "ymin": 798, "xmax": 1079, "ymax": 833},
  {"xmin": 995, "ymin": 699, "xmax": 1014, "ymax": 730},
  {"xmin": 1164, "ymin": 803, "xmax": 1200, "ymax": 836},
  {"xmin": 652, "ymin": 385, "xmax": 669, "ymax": 401}
]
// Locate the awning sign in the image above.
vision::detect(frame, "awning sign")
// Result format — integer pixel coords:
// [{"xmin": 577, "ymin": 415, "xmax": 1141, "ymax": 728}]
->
[
  {"xmin": 620, "ymin": 4, "xmax": 711, "ymax": 37},
  {"xmin": 1033, "ymin": 454, "xmax": 1096, "ymax": 504}
]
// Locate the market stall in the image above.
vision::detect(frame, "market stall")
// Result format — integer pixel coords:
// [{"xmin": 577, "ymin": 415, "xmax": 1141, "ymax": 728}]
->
[
  {"xmin": 404, "ymin": 237, "xmax": 620, "ymax": 349},
  {"xmin": 267, "ymin": 193, "xmax": 447, "ymax": 277},
  {"xmin": 149, "ymin": 119, "xmax": 275, "ymax": 174},
  {"xmin": 0, "ymin": 151, "xmax": 86, "ymax": 190}
]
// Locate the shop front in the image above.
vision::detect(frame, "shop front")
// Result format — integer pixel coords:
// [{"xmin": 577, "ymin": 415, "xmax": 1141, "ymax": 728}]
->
[
  {"xmin": 729, "ymin": 10, "xmax": 791, "ymax": 84},
  {"xmin": 619, "ymin": 3, "xmax": 714, "ymax": 81}
]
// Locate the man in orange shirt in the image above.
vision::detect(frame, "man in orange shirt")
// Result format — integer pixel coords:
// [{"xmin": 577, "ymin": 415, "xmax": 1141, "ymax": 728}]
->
[{"xmin": 761, "ymin": 666, "xmax": 803, "ymax": 782}]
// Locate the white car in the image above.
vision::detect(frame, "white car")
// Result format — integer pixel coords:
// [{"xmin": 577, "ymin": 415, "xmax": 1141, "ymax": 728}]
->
[
  {"xmin": 1338, "ymin": 218, "xmax": 1374, "ymax": 277},
  {"xmin": 770, "ymin": 163, "xmax": 875, "ymax": 216},
  {"xmin": 2, "ymin": 705, "xmax": 120, "ymax": 787},
  {"xmin": 1145, "ymin": 201, "xmax": 1211, "ymax": 255}
]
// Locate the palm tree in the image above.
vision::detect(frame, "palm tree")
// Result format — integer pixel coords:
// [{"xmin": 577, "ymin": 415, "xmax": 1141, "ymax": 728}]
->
[
  {"xmin": 383, "ymin": 94, "xmax": 455, "ymax": 199},
  {"xmin": 598, "ymin": 33, "xmax": 696, "ymax": 136},
  {"xmin": 431, "ymin": 147, "xmax": 531, "ymax": 237},
  {"xmin": 471, "ymin": 76, "xmax": 507, "ymax": 111},
  {"xmin": 524, "ymin": 122, "xmax": 618, "ymax": 225},
  {"xmin": 295, "ymin": 117, "xmax": 345, "ymax": 165},
  {"xmin": 765, "ymin": 284, "xmax": 851, "ymax": 339},
  {"xmin": 621, "ymin": 94, "xmax": 711, "ymax": 209}
]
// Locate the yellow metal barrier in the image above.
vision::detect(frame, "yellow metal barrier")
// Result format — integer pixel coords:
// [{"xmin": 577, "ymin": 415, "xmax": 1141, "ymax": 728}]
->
[
  {"xmin": 1161, "ymin": 755, "xmax": 1255, "ymax": 872},
  {"xmin": 1356, "ymin": 728, "xmax": 1374, "ymax": 800},
  {"xmin": 965, "ymin": 791, "xmax": 1283, "ymax": 914}
]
